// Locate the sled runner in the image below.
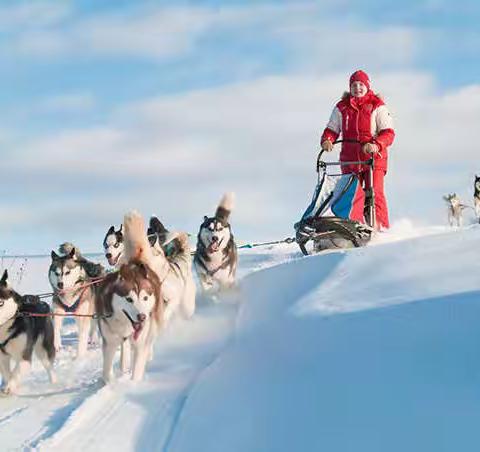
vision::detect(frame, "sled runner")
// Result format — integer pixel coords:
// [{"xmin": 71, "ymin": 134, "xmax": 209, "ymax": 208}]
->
[{"xmin": 295, "ymin": 141, "xmax": 375, "ymax": 255}]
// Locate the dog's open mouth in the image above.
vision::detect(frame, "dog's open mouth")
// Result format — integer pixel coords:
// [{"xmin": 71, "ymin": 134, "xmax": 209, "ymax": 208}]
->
[
  {"xmin": 108, "ymin": 254, "xmax": 120, "ymax": 266},
  {"xmin": 207, "ymin": 238, "xmax": 223, "ymax": 253},
  {"xmin": 122, "ymin": 309, "xmax": 145, "ymax": 341}
]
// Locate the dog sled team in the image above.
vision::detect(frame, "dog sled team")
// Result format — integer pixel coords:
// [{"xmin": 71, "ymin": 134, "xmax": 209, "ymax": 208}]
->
[
  {"xmin": 0, "ymin": 193, "xmax": 238, "ymax": 395},
  {"xmin": 3, "ymin": 68, "xmax": 480, "ymax": 396}
]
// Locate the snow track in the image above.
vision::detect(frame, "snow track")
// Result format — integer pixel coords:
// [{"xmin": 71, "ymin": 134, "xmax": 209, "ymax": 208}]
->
[{"xmin": 39, "ymin": 299, "xmax": 241, "ymax": 452}]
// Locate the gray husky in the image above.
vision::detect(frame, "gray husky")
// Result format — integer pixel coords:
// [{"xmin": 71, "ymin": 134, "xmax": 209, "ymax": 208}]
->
[
  {"xmin": 194, "ymin": 193, "xmax": 238, "ymax": 292},
  {"xmin": 48, "ymin": 243, "xmax": 104, "ymax": 357},
  {"xmin": 443, "ymin": 193, "xmax": 467, "ymax": 227},
  {"xmin": 0, "ymin": 270, "xmax": 56, "ymax": 395}
]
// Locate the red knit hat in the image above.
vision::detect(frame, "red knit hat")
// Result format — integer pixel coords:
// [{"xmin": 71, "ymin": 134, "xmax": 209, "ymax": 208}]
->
[{"xmin": 349, "ymin": 70, "xmax": 370, "ymax": 91}]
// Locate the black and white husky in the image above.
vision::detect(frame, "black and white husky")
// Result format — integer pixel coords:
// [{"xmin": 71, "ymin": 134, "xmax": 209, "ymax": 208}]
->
[
  {"xmin": 0, "ymin": 270, "xmax": 56, "ymax": 395},
  {"xmin": 145, "ymin": 216, "xmax": 196, "ymax": 322},
  {"xmin": 474, "ymin": 175, "xmax": 480, "ymax": 221},
  {"xmin": 194, "ymin": 193, "xmax": 238, "ymax": 292},
  {"xmin": 443, "ymin": 193, "xmax": 466, "ymax": 227},
  {"xmin": 103, "ymin": 219, "xmax": 178, "ymax": 270},
  {"xmin": 48, "ymin": 243, "xmax": 104, "ymax": 357},
  {"xmin": 103, "ymin": 225, "xmax": 124, "ymax": 268}
]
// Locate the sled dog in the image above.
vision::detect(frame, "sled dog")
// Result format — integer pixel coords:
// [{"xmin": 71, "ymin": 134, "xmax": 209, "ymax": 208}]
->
[
  {"xmin": 103, "ymin": 225, "xmax": 124, "ymax": 268},
  {"xmin": 119, "ymin": 211, "xmax": 196, "ymax": 324},
  {"xmin": 194, "ymin": 193, "xmax": 238, "ymax": 292},
  {"xmin": 0, "ymin": 270, "xmax": 56, "ymax": 395},
  {"xmin": 474, "ymin": 175, "xmax": 480, "ymax": 221},
  {"xmin": 443, "ymin": 193, "xmax": 466, "ymax": 227},
  {"xmin": 103, "ymin": 218, "xmax": 179, "ymax": 270},
  {"xmin": 96, "ymin": 259, "xmax": 163, "ymax": 383},
  {"xmin": 96, "ymin": 211, "xmax": 195, "ymax": 383},
  {"xmin": 48, "ymin": 243, "xmax": 104, "ymax": 357}
]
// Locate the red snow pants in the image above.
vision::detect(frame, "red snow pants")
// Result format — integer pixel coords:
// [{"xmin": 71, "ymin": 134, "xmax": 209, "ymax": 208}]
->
[{"xmin": 345, "ymin": 168, "xmax": 390, "ymax": 230}]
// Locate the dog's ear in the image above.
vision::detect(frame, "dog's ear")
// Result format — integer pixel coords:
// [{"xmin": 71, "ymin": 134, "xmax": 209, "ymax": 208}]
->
[
  {"xmin": 150, "ymin": 216, "xmax": 168, "ymax": 234},
  {"xmin": 0, "ymin": 269, "xmax": 8, "ymax": 286},
  {"xmin": 119, "ymin": 224, "xmax": 123, "ymax": 233},
  {"xmin": 204, "ymin": 216, "xmax": 208, "ymax": 222},
  {"xmin": 51, "ymin": 250, "xmax": 59, "ymax": 261},
  {"xmin": 68, "ymin": 247, "xmax": 76, "ymax": 259},
  {"xmin": 107, "ymin": 225, "xmax": 115, "ymax": 235}
]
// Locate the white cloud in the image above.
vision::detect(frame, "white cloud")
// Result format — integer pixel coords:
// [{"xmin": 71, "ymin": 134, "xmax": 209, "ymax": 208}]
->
[
  {"xmin": 2, "ymin": 5, "xmax": 218, "ymax": 59},
  {"xmin": 1, "ymin": 2, "xmax": 418, "ymax": 69}
]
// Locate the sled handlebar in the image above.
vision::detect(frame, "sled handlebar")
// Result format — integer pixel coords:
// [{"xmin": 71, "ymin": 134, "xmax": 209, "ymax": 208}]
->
[{"xmin": 317, "ymin": 139, "xmax": 374, "ymax": 172}]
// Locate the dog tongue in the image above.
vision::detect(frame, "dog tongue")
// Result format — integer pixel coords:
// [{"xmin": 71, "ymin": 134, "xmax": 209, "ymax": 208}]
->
[
  {"xmin": 208, "ymin": 242, "xmax": 219, "ymax": 253},
  {"xmin": 132, "ymin": 321, "xmax": 143, "ymax": 341}
]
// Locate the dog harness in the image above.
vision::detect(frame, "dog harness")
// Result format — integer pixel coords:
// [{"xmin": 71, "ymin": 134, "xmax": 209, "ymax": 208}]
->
[
  {"xmin": 53, "ymin": 284, "xmax": 89, "ymax": 313},
  {"xmin": 194, "ymin": 254, "xmax": 234, "ymax": 277}
]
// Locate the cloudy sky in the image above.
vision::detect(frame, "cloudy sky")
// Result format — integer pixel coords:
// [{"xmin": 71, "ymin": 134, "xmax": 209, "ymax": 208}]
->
[{"xmin": 2, "ymin": 0, "xmax": 480, "ymax": 254}]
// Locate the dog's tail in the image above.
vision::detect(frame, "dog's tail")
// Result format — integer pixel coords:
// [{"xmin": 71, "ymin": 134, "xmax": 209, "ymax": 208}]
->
[
  {"xmin": 215, "ymin": 192, "xmax": 235, "ymax": 222},
  {"xmin": 123, "ymin": 210, "xmax": 153, "ymax": 265},
  {"xmin": 58, "ymin": 242, "xmax": 80, "ymax": 258}
]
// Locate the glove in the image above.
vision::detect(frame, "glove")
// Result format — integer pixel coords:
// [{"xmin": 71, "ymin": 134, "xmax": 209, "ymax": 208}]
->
[
  {"xmin": 362, "ymin": 142, "xmax": 379, "ymax": 154},
  {"xmin": 321, "ymin": 140, "xmax": 333, "ymax": 152}
]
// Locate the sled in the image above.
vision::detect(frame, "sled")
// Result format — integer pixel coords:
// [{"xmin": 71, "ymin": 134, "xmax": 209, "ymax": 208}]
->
[{"xmin": 295, "ymin": 140, "xmax": 376, "ymax": 255}]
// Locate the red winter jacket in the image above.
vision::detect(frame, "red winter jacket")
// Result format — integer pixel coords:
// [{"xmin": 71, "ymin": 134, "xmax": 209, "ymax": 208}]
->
[{"xmin": 321, "ymin": 91, "xmax": 395, "ymax": 172}]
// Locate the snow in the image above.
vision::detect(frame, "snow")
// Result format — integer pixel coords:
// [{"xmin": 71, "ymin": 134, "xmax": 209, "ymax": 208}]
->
[{"xmin": 2, "ymin": 222, "xmax": 480, "ymax": 451}]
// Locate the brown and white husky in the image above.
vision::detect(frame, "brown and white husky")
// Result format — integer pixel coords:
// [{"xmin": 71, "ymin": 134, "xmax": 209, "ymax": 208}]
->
[{"xmin": 97, "ymin": 211, "xmax": 195, "ymax": 383}]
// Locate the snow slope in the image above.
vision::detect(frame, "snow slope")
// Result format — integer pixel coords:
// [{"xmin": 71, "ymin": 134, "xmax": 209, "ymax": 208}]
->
[
  {"xmin": 2, "ymin": 223, "xmax": 480, "ymax": 451},
  {"xmin": 168, "ymin": 225, "xmax": 480, "ymax": 452}
]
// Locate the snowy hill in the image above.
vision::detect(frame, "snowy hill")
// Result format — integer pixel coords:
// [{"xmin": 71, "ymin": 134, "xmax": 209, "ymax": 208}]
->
[{"xmin": 2, "ymin": 223, "xmax": 480, "ymax": 451}]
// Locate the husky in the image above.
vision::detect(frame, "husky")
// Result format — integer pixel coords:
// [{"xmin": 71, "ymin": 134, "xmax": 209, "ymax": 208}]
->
[
  {"xmin": 194, "ymin": 193, "xmax": 238, "ymax": 292},
  {"xmin": 443, "ymin": 193, "xmax": 467, "ymax": 227},
  {"xmin": 96, "ymin": 259, "xmax": 163, "ymax": 383},
  {"xmin": 48, "ymin": 243, "xmax": 105, "ymax": 357},
  {"xmin": 474, "ymin": 176, "xmax": 480, "ymax": 221},
  {"xmin": 119, "ymin": 211, "xmax": 196, "ymax": 324},
  {"xmin": 0, "ymin": 270, "xmax": 56, "ymax": 395},
  {"xmin": 96, "ymin": 211, "xmax": 195, "ymax": 383},
  {"xmin": 103, "ymin": 219, "xmax": 179, "ymax": 270},
  {"xmin": 148, "ymin": 216, "xmax": 183, "ymax": 261},
  {"xmin": 103, "ymin": 225, "xmax": 124, "ymax": 268}
]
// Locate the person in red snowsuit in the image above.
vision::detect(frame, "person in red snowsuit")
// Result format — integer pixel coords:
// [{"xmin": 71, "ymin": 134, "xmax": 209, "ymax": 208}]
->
[{"xmin": 320, "ymin": 70, "xmax": 395, "ymax": 229}]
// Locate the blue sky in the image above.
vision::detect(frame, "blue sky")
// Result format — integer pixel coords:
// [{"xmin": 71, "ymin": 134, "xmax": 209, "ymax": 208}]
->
[{"xmin": 1, "ymin": 0, "xmax": 480, "ymax": 254}]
